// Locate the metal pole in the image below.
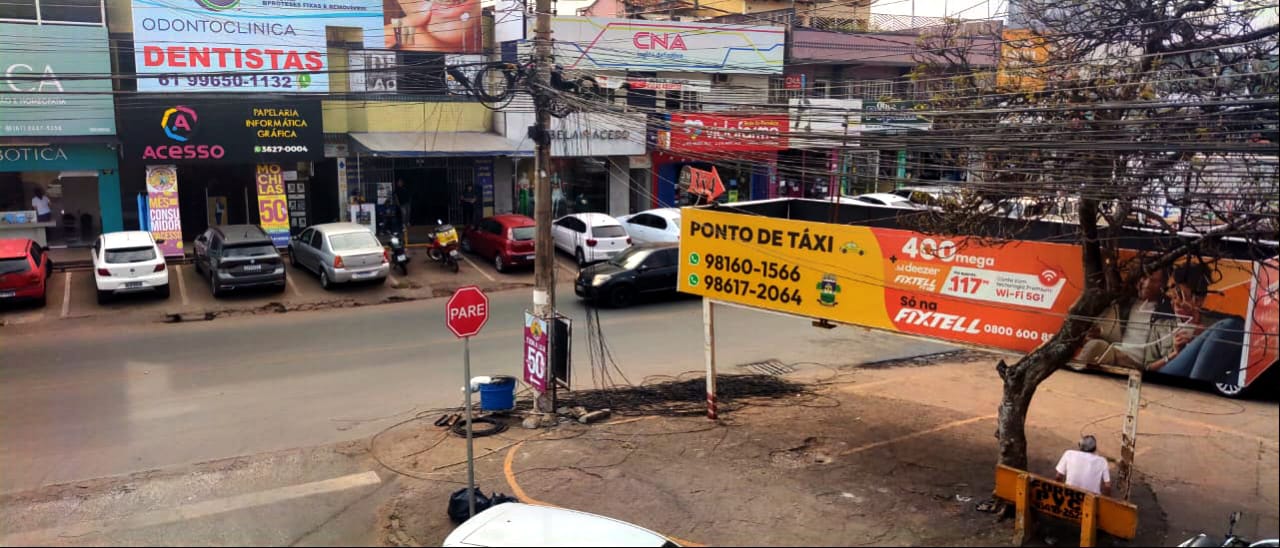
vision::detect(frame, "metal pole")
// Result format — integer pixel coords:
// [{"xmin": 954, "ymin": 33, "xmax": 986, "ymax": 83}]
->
[
  {"xmin": 463, "ymin": 336, "xmax": 476, "ymax": 517},
  {"xmin": 532, "ymin": 0, "xmax": 556, "ymax": 413},
  {"xmin": 703, "ymin": 299, "xmax": 718, "ymax": 420}
]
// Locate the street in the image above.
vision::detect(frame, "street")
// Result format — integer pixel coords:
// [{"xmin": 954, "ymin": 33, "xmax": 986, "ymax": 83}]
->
[{"xmin": 0, "ymin": 283, "xmax": 953, "ymax": 494}]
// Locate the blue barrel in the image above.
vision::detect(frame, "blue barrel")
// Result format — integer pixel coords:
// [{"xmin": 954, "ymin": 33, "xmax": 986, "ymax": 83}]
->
[{"xmin": 478, "ymin": 376, "xmax": 516, "ymax": 411}]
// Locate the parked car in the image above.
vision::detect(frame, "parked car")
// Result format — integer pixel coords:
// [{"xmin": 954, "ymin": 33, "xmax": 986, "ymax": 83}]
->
[
  {"xmin": 92, "ymin": 231, "xmax": 169, "ymax": 304},
  {"xmin": 575, "ymin": 243, "xmax": 680, "ymax": 308},
  {"xmin": 844, "ymin": 193, "xmax": 921, "ymax": 209},
  {"xmin": 890, "ymin": 185, "xmax": 964, "ymax": 208},
  {"xmin": 461, "ymin": 214, "xmax": 536, "ymax": 273},
  {"xmin": 193, "ymin": 225, "xmax": 286, "ymax": 297},
  {"xmin": 0, "ymin": 238, "xmax": 52, "ymax": 307},
  {"xmin": 289, "ymin": 222, "xmax": 388, "ymax": 289},
  {"xmin": 553, "ymin": 213, "xmax": 632, "ymax": 266},
  {"xmin": 443, "ymin": 503, "xmax": 677, "ymax": 547},
  {"xmin": 617, "ymin": 208, "xmax": 682, "ymax": 244}
]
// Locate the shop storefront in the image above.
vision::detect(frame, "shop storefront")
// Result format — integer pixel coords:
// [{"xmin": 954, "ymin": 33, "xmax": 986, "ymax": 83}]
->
[
  {"xmin": 1, "ymin": 22, "xmax": 120, "ymax": 247},
  {"xmin": 116, "ymin": 98, "xmax": 324, "ymax": 253},
  {"xmin": 653, "ymin": 113, "xmax": 788, "ymax": 207},
  {"xmin": 785, "ymin": 98, "xmax": 863, "ymax": 198},
  {"xmin": 499, "ymin": 111, "xmax": 647, "ymax": 217}
]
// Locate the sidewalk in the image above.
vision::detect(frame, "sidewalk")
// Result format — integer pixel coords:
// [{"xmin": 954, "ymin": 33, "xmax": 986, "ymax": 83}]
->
[{"xmin": 0, "ymin": 248, "xmax": 574, "ymax": 328}]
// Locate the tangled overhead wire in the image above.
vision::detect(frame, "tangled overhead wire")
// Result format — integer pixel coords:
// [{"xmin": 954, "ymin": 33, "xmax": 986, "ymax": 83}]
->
[{"xmin": 446, "ymin": 59, "xmax": 602, "ymax": 118}]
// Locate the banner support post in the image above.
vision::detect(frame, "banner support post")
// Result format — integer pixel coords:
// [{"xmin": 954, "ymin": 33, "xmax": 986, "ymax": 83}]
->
[{"xmin": 704, "ymin": 299, "xmax": 717, "ymax": 420}]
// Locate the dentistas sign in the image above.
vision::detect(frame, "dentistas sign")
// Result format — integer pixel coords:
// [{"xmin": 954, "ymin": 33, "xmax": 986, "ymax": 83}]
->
[{"xmin": 118, "ymin": 99, "xmax": 323, "ymax": 163}]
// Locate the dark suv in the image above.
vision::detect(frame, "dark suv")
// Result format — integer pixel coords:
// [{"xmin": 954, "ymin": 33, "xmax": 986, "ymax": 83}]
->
[{"xmin": 193, "ymin": 225, "xmax": 286, "ymax": 297}]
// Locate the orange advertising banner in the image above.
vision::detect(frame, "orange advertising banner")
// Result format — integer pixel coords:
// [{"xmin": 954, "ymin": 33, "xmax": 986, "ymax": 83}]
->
[{"xmin": 679, "ymin": 207, "xmax": 1278, "ymax": 390}]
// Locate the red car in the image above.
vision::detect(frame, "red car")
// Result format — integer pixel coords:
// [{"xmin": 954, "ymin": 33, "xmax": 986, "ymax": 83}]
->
[
  {"xmin": 462, "ymin": 214, "xmax": 536, "ymax": 273},
  {"xmin": 0, "ymin": 238, "xmax": 52, "ymax": 307}
]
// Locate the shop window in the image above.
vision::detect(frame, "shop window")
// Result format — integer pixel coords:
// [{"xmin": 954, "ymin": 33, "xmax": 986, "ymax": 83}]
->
[
  {"xmin": 811, "ymin": 80, "xmax": 831, "ymax": 98},
  {"xmin": 664, "ymin": 91, "xmax": 700, "ymax": 112},
  {"xmin": 0, "ymin": 0, "xmax": 102, "ymax": 24},
  {"xmin": 768, "ymin": 76, "xmax": 801, "ymax": 104}
]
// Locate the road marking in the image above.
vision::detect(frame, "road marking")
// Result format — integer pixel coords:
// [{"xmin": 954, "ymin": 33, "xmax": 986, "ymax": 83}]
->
[
  {"xmin": 60, "ymin": 272, "xmax": 72, "ymax": 318},
  {"xmin": 460, "ymin": 254, "xmax": 496, "ymax": 282},
  {"xmin": 285, "ymin": 272, "xmax": 305, "ymax": 297},
  {"xmin": 503, "ymin": 440, "xmax": 704, "ymax": 547},
  {"xmin": 0, "ymin": 471, "xmax": 381, "ymax": 546},
  {"xmin": 175, "ymin": 265, "xmax": 190, "ymax": 307},
  {"xmin": 837, "ymin": 414, "xmax": 997, "ymax": 457}
]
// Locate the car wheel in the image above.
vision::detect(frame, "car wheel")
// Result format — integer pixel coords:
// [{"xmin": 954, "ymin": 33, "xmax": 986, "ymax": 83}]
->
[
  {"xmin": 275, "ymin": 282, "xmax": 288, "ymax": 294},
  {"xmin": 494, "ymin": 254, "xmax": 505, "ymax": 273},
  {"xmin": 1213, "ymin": 381, "xmax": 1247, "ymax": 398},
  {"xmin": 609, "ymin": 285, "xmax": 636, "ymax": 308},
  {"xmin": 461, "ymin": 238, "xmax": 472, "ymax": 253},
  {"xmin": 96, "ymin": 289, "xmax": 111, "ymax": 305},
  {"xmin": 289, "ymin": 249, "xmax": 298, "ymax": 267},
  {"xmin": 575, "ymin": 248, "xmax": 586, "ymax": 266},
  {"xmin": 320, "ymin": 270, "xmax": 332, "ymax": 290},
  {"xmin": 157, "ymin": 284, "xmax": 170, "ymax": 300}
]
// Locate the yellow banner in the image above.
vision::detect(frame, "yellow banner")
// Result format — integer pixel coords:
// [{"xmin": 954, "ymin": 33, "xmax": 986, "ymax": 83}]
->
[{"xmin": 255, "ymin": 164, "xmax": 290, "ymax": 246}]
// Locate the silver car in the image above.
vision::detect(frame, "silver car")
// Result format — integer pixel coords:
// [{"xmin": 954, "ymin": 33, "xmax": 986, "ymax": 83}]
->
[{"xmin": 288, "ymin": 223, "xmax": 389, "ymax": 289}]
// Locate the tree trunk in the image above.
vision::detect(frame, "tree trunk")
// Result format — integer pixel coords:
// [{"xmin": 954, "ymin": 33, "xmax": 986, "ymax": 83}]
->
[{"xmin": 997, "ymin": 372, "xmax": 1035, "ymax": 469}]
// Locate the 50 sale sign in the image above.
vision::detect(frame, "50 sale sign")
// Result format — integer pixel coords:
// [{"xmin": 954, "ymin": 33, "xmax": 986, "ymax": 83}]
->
[
  {"xmin": 523, "ymin": 312, "xmax": 549, "ymax": 392},
  {"xmin": 255, "ymin": 164, "xmax": 290, "ymax": 247}
]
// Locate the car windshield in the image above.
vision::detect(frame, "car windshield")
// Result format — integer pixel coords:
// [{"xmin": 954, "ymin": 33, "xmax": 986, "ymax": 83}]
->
[
  {"xmin": 609, "ymin": 248, "xmax": 652, "ymax": 269},
  {"xmin": 0, "ymin": 257, "xmax": 29, "ymax": 275},
  {"xmin": 592, "ymin": 225, "xmax": 627, "ymax": 238},
  {"xmin": 223, "ymin": 244, "xmax": 277, "ymax": 258},
  {"xmin": 105, "ymin": 246, "xmax": 156, "ymax": 264},
  {"xmin": 510, "ymin": 227, "xmax": 535, "ymax": 241},
  {"xmin": 329, "ymin": 232, "xmax": 380, "ymax": 251}
]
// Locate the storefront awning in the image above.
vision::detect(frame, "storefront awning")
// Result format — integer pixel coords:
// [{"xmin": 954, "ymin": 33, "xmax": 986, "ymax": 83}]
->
[{"xmin": 350, "ymin": 132, "xmax": 533, "ymax": 157}]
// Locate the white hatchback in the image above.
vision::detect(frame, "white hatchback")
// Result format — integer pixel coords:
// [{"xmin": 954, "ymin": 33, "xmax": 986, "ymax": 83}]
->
[
  {"xmin": 617, "ymin": 208, "xmax": 682, "ymax": 244},
  {"xmin": 93, "ymin": 231, "xmax": 170, "ymax": 304},
  {"xmin": 553, "ymin": 213, "xmax": 632, "ymax": 266},
  {"xmin": 443, "ymin": 503, "xmax": 676, "ymax": 547}
]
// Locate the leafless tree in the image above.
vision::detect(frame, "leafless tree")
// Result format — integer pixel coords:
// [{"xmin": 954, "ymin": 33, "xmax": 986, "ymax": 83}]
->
[{"xmin": 910, "ymin": 0, "xmax": 1278, "ymax": 469}]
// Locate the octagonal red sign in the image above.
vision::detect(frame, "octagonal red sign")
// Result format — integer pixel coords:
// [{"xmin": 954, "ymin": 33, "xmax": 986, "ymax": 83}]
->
[{"xmin": 445, "ymin": 286, "xmax": 490, "ymax": 338}]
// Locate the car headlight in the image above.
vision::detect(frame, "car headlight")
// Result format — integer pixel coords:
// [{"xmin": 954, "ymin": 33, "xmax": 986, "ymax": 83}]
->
[{"xmin": 591, "ymin": 274, "xmax": 612, "ymax": 287}]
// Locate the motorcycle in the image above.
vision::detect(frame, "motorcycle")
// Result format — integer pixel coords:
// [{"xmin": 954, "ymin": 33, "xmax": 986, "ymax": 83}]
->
[
  {"xmin": 387, "ymin": 231, "xmax": 409, "ymax": 275},
  {"xmin": 1179, "ymin": 512, "xmax": 1279, "ymax": 548},
  {"xmin": 427, "ymin": 220, "xmax": 461, "ymax": 273}
]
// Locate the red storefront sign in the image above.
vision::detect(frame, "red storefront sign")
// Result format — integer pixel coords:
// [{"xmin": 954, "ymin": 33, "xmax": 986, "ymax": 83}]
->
[
  {"xmin": 668, "ymin": 113, "xmax": 789, "ymax": 152},
  {"xmin": 784, "ymin": 74, "xmax": 806, "ymax": 89}
]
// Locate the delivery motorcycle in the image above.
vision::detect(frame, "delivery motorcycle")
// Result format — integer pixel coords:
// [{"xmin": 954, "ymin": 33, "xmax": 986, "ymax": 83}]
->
[
  {"xmin": 1179, "ymin": 512, "xmax": 1279, "ymax": 548},
  {"xmin": 427, "ymin": 220, "xmax": 461, "ymax": 273}
]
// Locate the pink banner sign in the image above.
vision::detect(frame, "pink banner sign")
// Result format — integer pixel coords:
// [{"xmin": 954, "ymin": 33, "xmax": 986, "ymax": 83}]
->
[
  {"xmin": 523, "ymin": 312, "xmax": 549, "ymax": 392},
  {"xmin": 145, "ymin": 165, "xmax": 184, "ymax": 257}
]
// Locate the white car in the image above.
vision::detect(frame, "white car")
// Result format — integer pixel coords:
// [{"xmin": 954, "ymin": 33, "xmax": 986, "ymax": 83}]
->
[
  {"xmin": 844, "ymin": 193, "xmax": 922, "ymax": 209},
  {"xmin": 92, "ymin": 231, "xmax": 170, "ymax": 304},
  {"xmin": 617, "ymin": 208, "xmax": 682, "ymax": 244},
  {"xmin": 443, "ymin": 503, "xmax": 677, "ymax": 547},
  {"xmin": 553, "ymin": 213, "xmax": 632, "ymax": 265}
]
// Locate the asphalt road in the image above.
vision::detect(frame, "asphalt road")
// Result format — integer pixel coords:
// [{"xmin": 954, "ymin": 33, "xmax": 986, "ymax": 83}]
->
[{"xmin": 0, "ymin": 284, "xmax": 953, "ymax": 493}]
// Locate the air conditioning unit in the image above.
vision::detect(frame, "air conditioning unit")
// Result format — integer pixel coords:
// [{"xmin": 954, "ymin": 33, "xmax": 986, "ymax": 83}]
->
[{"xmin": 711, "ymin": 73, "xmax": 730, "ymax": 84}]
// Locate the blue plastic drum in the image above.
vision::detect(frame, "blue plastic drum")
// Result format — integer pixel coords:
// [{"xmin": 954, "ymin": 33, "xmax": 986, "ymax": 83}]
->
[{"xmin": 478, "ymin": 376, "xmax": 516, "ymax": 411}]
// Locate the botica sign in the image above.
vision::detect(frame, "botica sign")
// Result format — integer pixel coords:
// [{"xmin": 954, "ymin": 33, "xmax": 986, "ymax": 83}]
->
[{"xmin": 0, "ymin": 146, "xmax": 70, "ymax": 163}]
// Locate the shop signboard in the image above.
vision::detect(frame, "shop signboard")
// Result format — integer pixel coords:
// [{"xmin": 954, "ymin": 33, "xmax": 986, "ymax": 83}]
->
[
  {"xmin": 145, "ymin": 165, "xmax": 184, "ymax": 257},
  {"xmin": 504, "ymin": 111, "xmax": 645, "ymax": 157},
  {"xmin": 595, "ymin": 75, "xmax": 711, "ymax": 93},
  {"xmin": 789, "ymin": 98, "xmax": 862, "ymax": 149},
  {"xmin": 1, "ymin": 23, "xmax": 116, "ymax": 137},
  {"xmin": 494, "ymin": 0, "xmax": 526, "ymax": 43},
  {"xmin": 348, "ymin": 51, "xmax": 398, "ymax": 92},
  {"xmin": 255, "ymin": 164, "xmax": 291, "ymax": 247},
  {"xmin": 475, "ymin": 158, "xmax": 495, "ymax": 217},
  {"xmin": 679, "ymin": 207, "xmax": 1279, "ymax": 389},
  {"xmin": 551, "ymin": 16, "xmax": 784, "ymax": 74},
  {"xmin": 667, "ymin": 114, "xmax": 789, "ymax": 153},
  {"xmin": 120, "ymin": 99, "xmax": 323, "ymax": 164},
  {"xmin": 287, "ymin": 180, "xmax": 309, "ymax": 234},
  {"xmin": 130, "ymin": 0, "xmax": 482, "ymax": 93},
  {"xmin": 862, "ymin": 101, "xmax": 932, "ymax": 133},
  {"xmin": 523, "ymin": 312, "xmax": 549, "ymax": 392}
]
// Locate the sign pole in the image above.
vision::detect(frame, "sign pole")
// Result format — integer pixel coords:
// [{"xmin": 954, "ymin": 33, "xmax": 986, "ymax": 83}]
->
[
  {"xmin": 703, "ymin": 299, "xmax": 718, "ymax": 420},
  {"xmin": 1116, "ymin": 369, "xmax": 1142, "ymax": 500},
  {"xmin": 463, "ymin": 335, "xmax": 476, "ymax": 518}
]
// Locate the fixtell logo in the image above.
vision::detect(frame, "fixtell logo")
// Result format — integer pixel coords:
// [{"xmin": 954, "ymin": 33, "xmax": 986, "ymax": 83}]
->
[{"xmin": 161, "ymin": 106, "xmax": 197, "ymax": 142}]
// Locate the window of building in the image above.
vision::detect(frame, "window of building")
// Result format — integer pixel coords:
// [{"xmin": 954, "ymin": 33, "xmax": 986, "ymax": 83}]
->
[
  {"xmin": 0, "ymin": 0, "xmax": 103, "ymax": 24},
  {"xmin": 768, "ymin": 76, "xmax": 801, "ymax": 104}
]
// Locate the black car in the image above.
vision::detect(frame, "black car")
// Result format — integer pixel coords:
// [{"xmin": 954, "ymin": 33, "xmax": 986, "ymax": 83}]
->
[
  {"xmin": 575, "ymin": 243, "xmax": 679, "ymax": 308},
  {"xmin": 193, "ymin": 225, "xmax": 286, "ymax": 297}
]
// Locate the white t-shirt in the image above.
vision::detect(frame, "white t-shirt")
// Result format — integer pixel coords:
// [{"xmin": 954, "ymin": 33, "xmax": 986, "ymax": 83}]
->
[
  {"xmin": 1055, "ymin": 449, "xmax": 1111, "ymax": 494},
  {"xmin": 32, "ymin": 195, "xmax": 51, "ymax": 215},
  {"xmin": 1114, "ymin": 300, "xmax": 1158, "ymax": 361}
]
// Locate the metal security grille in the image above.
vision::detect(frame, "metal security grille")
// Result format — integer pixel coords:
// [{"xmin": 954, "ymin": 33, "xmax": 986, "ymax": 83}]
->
[{"xmin": 738, "ymin": 359, "xmax": 795, "ymax": 376}]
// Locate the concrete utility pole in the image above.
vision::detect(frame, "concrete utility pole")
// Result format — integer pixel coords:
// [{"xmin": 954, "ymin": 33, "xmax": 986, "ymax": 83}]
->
[{"xmin": 532, "ymin": 0, "xmax": 555, "ymax": 413}]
